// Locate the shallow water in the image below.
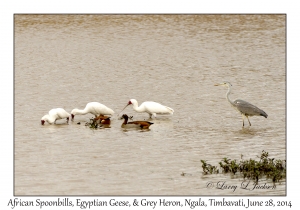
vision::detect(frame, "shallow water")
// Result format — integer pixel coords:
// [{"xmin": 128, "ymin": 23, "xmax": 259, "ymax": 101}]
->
[{"xmin": 14, "ymin": 14, "xmax": 286, "ymax": 195}]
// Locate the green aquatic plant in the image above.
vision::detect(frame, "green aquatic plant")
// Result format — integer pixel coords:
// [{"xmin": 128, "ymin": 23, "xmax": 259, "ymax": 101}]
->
[
  {"xmin": 219, "ymin": 158, "xmax": 239, "ymax": 175},
  {"xmin": 200, "ymin": 160, "xmax": 219, "ymax": 174},
  {"xmin": 219, "ymin": 158, "xmax": 230, "ymax": 173},
  {"xmin": 200, "ymin": 150, "xmax": 286, "ymax": 183},
  {"xmin": 230, "ymin": 159, "xmax": 239, "ymax": 175},
  {"xmin": 85, "ymin": 118, "xmax": 99, "ymax": 129}
]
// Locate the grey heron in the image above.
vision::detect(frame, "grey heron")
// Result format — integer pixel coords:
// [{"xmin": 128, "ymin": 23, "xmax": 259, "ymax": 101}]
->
[{"xmin": 215, "ymin": 82, "xmax": 268, "ymax": 127}]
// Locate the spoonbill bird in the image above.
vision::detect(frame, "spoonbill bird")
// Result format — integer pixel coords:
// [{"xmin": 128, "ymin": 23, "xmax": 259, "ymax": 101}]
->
[
  {"xmin": 120, "ymin": 99, "xmax": 174, "ymax": 118},
  {"xmin": 41, "ymin": 108, "xmax": 70, "ymax": 125},
  {"xmin": 215, "ymin": 81, "xmax": 268, "ymax": 127},
  {"xmin": 120, "ymin": 114, "xmax": 154, "ymax": 129},
  {"xmin": 71, "ymin": 102, "xmax": 114, "ymax": 120}
]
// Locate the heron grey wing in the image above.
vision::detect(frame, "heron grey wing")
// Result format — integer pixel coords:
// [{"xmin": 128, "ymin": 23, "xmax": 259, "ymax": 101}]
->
[{"xmin": 234, "ymin": 99, "xmax": 267, "ymax": 117}]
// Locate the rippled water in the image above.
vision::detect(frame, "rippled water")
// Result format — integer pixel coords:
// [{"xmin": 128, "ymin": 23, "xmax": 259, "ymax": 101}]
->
[{"xmin": 14, "ymin": 15, "xmax": 286, "ymax": 195}]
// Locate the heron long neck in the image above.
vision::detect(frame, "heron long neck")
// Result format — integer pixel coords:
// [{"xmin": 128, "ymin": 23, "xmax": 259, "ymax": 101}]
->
[{"xmin": 226, "ymin": 85, "xmax": 235, "ymax": 107}]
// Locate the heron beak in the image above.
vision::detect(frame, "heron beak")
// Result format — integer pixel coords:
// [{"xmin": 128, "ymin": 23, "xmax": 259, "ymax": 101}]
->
[{"xmin": 214, "ymin": 83, "xmax": 220, "ymax": 86}]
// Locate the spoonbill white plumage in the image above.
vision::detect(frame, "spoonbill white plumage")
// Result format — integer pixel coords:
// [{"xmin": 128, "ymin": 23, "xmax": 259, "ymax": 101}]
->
[
  {"xmin": 120, "ymin": 99, "xmax": 174, "ymax": 118},
  {"xmin": 120, "ymin": 114, "xmax": 154, "ymax": 129},
  {"xmin": 41, "ymin": 108, "xmax": 70, "ymax": 125},
  {"xmin": 71, "ymin": 102, "xmax": 114, "ymax": 120}
]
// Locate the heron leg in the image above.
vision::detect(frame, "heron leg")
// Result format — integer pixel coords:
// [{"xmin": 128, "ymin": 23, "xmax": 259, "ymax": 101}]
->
[
  {"xmin": 246, "ymin": 116, "xmax": 251, "ymax": 126},
  {"xmin": 242, "ymin": 115, "xmax": 245, "ymax": 127}
]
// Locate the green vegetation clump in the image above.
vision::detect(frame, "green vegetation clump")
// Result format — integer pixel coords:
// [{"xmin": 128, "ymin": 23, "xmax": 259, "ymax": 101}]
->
[
  {"xmin": 200, "ymin": 160, "xmax": 219, "ymax": 174},
  {"xmin": 201, "ymin": 151, "xmax": 286, "ymax": 183},
  {"xmin": 85, "ymin": 118, "xmax": 99, "ymax": 129}
]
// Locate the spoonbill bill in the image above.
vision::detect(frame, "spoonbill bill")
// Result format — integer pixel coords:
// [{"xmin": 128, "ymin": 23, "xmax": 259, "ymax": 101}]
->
[
  {"xmin": 41, "ymin": 108, "xmax": 70, "ymax": 125},
  {"xmin": 120, "ymin": 99, "xmax": 174, "ymax": 118},
  {"xmin": 71, "ymin": 102, "xmax": 114, "ymax": 120}
]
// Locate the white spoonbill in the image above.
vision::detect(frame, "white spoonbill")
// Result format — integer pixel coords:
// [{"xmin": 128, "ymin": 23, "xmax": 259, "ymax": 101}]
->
[
  {"xmin": 120, "ymin": 99, "xmax": 174, "ymax": 118},
  {"xmin": 71, "ymin": 102, "xmax": 114, "ymax": 120},
  {"xmin": 41, "ymin": 108, "xmax": 70, "ymax": 125}
]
